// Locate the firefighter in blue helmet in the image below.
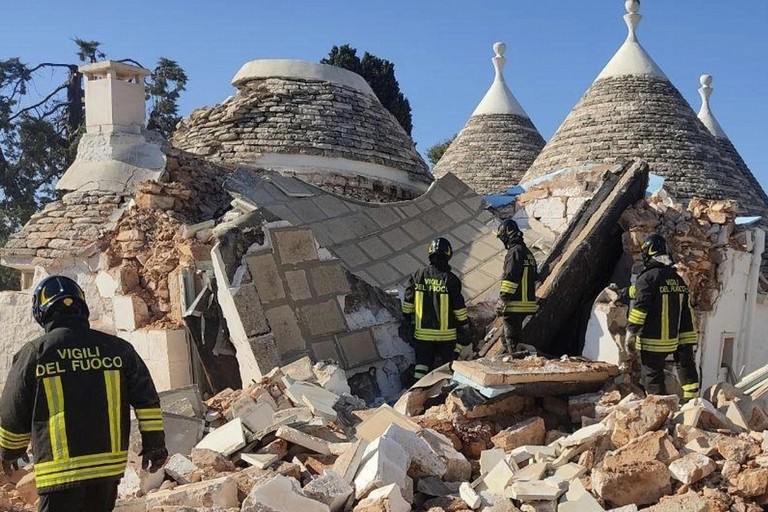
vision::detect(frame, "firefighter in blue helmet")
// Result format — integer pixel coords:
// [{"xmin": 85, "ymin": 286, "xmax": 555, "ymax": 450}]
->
[
  {"xmin": 401, "ymin": 238, "xmax": 471, "ymax": 383},
  {"xmin": 495, "ymin": 219, "xmax": 539, "ymax": 354},
  {"xmin": 626, "ymin": 235, "xmax": 700, "ymax": 401},
  {"xmin": 0, "ymin": 276, "xmax": 168, "ymax": 512}
]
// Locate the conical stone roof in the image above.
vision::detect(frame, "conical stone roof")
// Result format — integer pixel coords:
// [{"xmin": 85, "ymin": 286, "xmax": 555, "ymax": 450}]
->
[
  {"xmin": 172, "ymin": 60, "xmax": 431, "ymax": 196},
  {"xmin": 697, "ymin": 75, "xmax": 768, "ymax": 217},
  {"xmin": 523, "ymin": 1, "xmax": 745, "ymax": 203},
  {"xmin": 432, "ymin": 43, "xmax": 545, "ymax": 195}
]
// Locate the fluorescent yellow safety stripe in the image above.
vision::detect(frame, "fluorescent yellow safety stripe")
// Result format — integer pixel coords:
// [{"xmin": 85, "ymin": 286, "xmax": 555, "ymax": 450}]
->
[
  {"xmin": 628, "ymin": 308, "xmax": 647, "ymax": 325},
  {"xmin": 414, "ymin": 328, "xmax": 458, "ymax": 341},
  {"xmin": 681, "ymin": 383, "xmax": 699, "ymax": 392},
  {"xmin": 454, "ymin": 344, "xmax": 463, "ymax": 354},
  {"xmin": 36, "ymin": 462, "xmax": 127, "ymax": 490},
  {"xmin": 134, "ymin": 408, "xmax": 162, "ymax": 421},
  {"xmin": 635, "ymin": 337, "xmax": 679, "ymax": 352},
  {"xmin": 414, "ymin": 365, "xmax": 429, "ymax": 371},
  {"xmin": 521, "ymin": 267, "xmax": 529, "ymax": 302},
  {"xmin": 503, "ymin": 303, "xmax": 539, "ymax": 314},
  {"xmin": 43, "ymin": 376, "xmax": 69, "ymax": 460},
  {"xmin": 0, "ymin": 427, "xmax": 31, "ymax": 450},
  {"xmin": 415, "ymin": 291, "xmax": 424, "ymax": 332},
  {"xmin": 104, "ymin": 370, "xmax": 122, "ymax": 453},
  {"xmin": 500, "ymin": 280, "xmax": 518, "ymax": 294},
  {"xmin": 401, "ymin": 302, "xmax": 414, "ymax": 314},
  {"xmin": 679, "ymin": 332, "xmax": 698, "ymax": 344},
  {"xmin": 454, "ymin": 308, "xmax": 468, "ymax": 322},
  {"xmin": 138, "ymin": 420, "xmax": 164, "ymax": 432},
  {"xmin": 440, "ymin": 294, "xmax": 449, "ymax": 332},
  {"xmin": 34, "ymin": 451, "xmax": 128, "ymax": 475},
  {"xmin": 661, "ymin": 295, "xmax": 669, "ymax": 342},
  {"xmin": 628, "ymin": 285, "xmax": 637, "ymax": 299}
]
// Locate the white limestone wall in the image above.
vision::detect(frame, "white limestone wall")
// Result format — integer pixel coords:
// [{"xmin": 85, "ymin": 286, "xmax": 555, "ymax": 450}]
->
[
  {"xmin": 583, "ymin": 306, "xmax": 621, "ymax": 365},
  {"xmin": 698, "ymin": 249, "xmax": 752, "ymax": 391},
  {"xmin": 747, "ymin": 295, "xmax": 768, "ymax": 376},
  {"xmin": 0, "ymin": 291, "xmax": 43, "ymax": 391}
]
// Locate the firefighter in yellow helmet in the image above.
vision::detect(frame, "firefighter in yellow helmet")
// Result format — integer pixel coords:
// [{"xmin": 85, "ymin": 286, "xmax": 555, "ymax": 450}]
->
[
  {"xmin": 0, "ymin": 276, "xmax": 167, "ymax": 511},
  {"xmin": 402, "ymin": 238, "xmax": 471, "ymax": 383},
  {"xmin": 626, "ymin": 235, "xmax": 700, "ymax": 401}
]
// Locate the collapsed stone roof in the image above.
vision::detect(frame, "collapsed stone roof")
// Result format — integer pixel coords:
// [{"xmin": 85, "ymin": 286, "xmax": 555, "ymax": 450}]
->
[
  {"xmin": 432, "ymin": 43, "xmax": 545, "ymax": 194},
  {"xmin": 172, "ymin": 60, "xmax": 431, "ymax": 196},
  {"xmin": 522, "ymin": 1, "xmax": 767, "ymax": 213}
]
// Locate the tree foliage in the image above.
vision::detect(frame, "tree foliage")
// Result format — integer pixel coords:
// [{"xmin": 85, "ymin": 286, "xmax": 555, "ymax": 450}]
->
[
  {"xmin": 321, "ymin": 44, "xmax": 413, "ymax": 135},
  {"xmin": 426, "ymin": 135, "xmax": 456, "ymax": 167},
  {"xmin": 0, "ymin": 41, "xmax": 187, "ymax": 290}
]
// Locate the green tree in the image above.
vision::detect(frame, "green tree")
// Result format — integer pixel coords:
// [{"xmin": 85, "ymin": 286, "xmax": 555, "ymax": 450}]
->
[
  {"xmin": 0, "ymin": 41, "xmax": 187, "ymax": 290},
  {"xmin": 321, "ymin": 44, "xmax": 413, "ymax": 135},
  {"xmin": 426, "ymin": 135, "xmax": 456, "ymax": 167}
]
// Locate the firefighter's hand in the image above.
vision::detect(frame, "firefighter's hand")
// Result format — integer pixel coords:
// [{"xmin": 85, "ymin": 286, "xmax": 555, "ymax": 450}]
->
[
  {"xmin": 1, "ymin": 459, "xmax": 18, "ymax": 476},
  {"xmin": 457, "ymin": 324, "xmax": 472, "ymax": 346},
  {"xmin": 140, "ymin": 447, "xmax": 168, "ymax": 473},
  {"xmin": 495, "ymin": 299, "xmax": 506, "ymax": 316}
]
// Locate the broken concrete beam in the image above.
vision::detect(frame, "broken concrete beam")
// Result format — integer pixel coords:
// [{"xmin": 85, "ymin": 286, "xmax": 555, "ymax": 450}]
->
[
  {"xmin": 452, "ymin": 357, "xmax": 618, "ymax": 387},
  {"xmin": 163, "ymin": 453, "xmax": 199, "ymax": 485},
  {"xmin": 381, "ymin": 423, "xmax": 446, "ymax": 478},
  {"xmin": 354, "ymin": 437, "xmax": 412, "ymax": 501},
  {"xmin": 194, "ymin": 417, "xmax": 246, "ymax": 456},
  {"xmin": 304, "ymin": 471, "xmax": 354, "ymax": 512},
  {"xmin": 242, "ymin": 473, "xmax": 330, "ymax": 512},
  {"xmin": 353, "ymin": 483, "xmax": 410, "ymax": 512},
  {"xmin": 667, "ymin": 452, "xmax": 716, "ymax": 485},
  {"xmin": 460, "ymin": 481, "xmax": 482, "ymax": 510},
  {"xmin": 559, "ymin": 422, "xmax": 608, "ymax": 448},
  {"xmin": 592, "ymin": 461, "xmax": 671, "ymax": 508},
  {"xmin": 275, "ymin": 426, "xmax": 331, "ymax": 455},
  {"xmin": 144, "ymin": 475, "xmax": 239, "ymax": 508},
  {"xmin": 491, "ymin": 417, "xmax": 545, "ymax": 452},
  {"xmin": 333, "ymin": 439, "xmax": 366, "ymax": 484}
]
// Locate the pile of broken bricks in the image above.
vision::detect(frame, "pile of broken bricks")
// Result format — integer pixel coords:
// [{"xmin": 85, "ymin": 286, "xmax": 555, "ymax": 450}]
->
[{"xmin": 2, "ymin": 356, "xmax": 768, "ymax": 512}]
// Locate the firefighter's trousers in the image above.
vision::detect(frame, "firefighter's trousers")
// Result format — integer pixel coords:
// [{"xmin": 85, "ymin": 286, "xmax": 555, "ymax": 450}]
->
[
  {"xmin": 413, "ymin": 340, "xmax": 457, "ymax": 381},
  {"xmin": 640, "ymin": 344, "xmax": 699, "ymax": 401},
  {"xmin": 38, "ymin": 480, "xmax": 119, "ymax": 512}
]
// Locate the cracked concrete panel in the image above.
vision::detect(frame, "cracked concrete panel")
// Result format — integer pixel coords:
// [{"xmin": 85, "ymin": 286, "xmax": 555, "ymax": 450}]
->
[
  {"xmin": 389, "ymin": 253, "xmax": 422, "ymax": 278},
  {"xmin": 265, "ymin": 305, "xmax": 306, "ymax": 358},
  {"xmin": 401, "ymin": 219, "xmax": 434, "ymax": 244},
  {"xmin": 332, "ymin": 244, "xmax": 369, "ymax": 269},
  {"xmin": 309, "ymin": 263, "xmax": 351, "ymax": 297},
  {"xmin": 271, "ymin": 227, "xmax": 318, "ymax": 265},
  {"xmin": 285, "ymin": 270, "xmax": 312, "ymax": 301},
  {"xmin": 312, "ymin": 195, "xmax": 351, "ymax": 218},
  {"xmin": 289, "ymin": 199, "xmax": 328, "ymax": 224},
  {"xmin": 301, "ymin": 299, "xmax": 347, "ymax": 337},
  {"xmin": 366, "ymin": 262, "xmax": 401, "ymax": 288},
  {"xmin": 310, "ymin": 338, "xmax": 341, "ymax": 363},
  {"xmin": 314, "ymin": 218, "xmax": 358, "ymax": 245},
  {"xmin": 231, "ymin": 283, "xmax": 270, "ymax": 337},
  {"xmin": 337, "ymin": 329, "xmax": 379, "ymax": 368},
  {"xmin": 366, "ymin": 206, "xmax": 402, "ymax": 229},
  {"xmin": 245, "ymin": 252, "xmax": 286, "ymax": 304},
  {"xmin": 359, "ymin": 236, "xmax": 393, "ymax": 261},
  {"xmin": 420, "ymin": 208, "xmax": 455, "ymax": 233},
  {"xmin": 443, "ymin": 201, "xmax": 474, "ymax": 224}
]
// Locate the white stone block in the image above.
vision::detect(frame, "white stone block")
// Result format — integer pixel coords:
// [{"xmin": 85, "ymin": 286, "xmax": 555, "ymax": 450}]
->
[
  {"xmin": 95, "ymin": 271, "xmax": 119, "ymax": 298},
  {"xmin": 242, "ymin": 474, "xmax": 330, "ymax": 512},
  {"xmin": 227, "ymin": 394, "xmax": 275, "ymax": 433},
  {"xmin": 355, "ymin": 484, "xmax": 410, "ymax": 512},
  {"xmin": 144, "ymin": 475, "xmax": 238, "ymax": 508},
  {"xmin": 381, "ymin": 423, "xmax": 446, "ymax": 478},
  {"xmin": 164, "ymin": 453, "xmax": 198, "ymax": 484},
  {"xmin": 355, "ymin": 437, "xmax": 411, "ymax": 501},
  {"xmin": 195, "ymin": 418, "xmax": 246, "ymax": 456},
  {"xmin": 303, "ymin": 471, "xmax": 354, "ymax": 512},
  {"xmin": 460, "ymin": 481, "xmax": 482, "ymax": 510},
  {"xmin": 113, "ymin": 295, "xmax": 149, "ymax": 331}
]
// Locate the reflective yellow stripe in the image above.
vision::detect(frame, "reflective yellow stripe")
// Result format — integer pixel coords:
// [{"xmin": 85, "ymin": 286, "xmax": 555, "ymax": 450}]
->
[
  {"xmin": 414, "ymin": 329, "xmax": 458, "ymax": 341},
  {"xmin": 43, "ymin": 376, "xmax": 69, "ymax": 460},
  {"xmin": 104, "ymin": 370, "xmax": 121, "ymax": 453},
  {"xmin": 414, "ymin": 365, "xmax": 429, "ymax": 372},
  {"xmin": 628, "ymin": 308, "xmax": 647, "ymax": 325},
  {"xmin": 415, "ymin": 291, "xmax": 424, "ymax": 332},
  {"xmin": 500, "ymin": 280, "xmax": 518, "ymax": 294},
  {"xmin": 0, "ymin": 426, "xmax": 31, "ymax": 450},
  {"xmin": 34, "ymin": 451, "xmax": 128, "ymax": 474},
  {"xmin": 454, "ymin": 344, "xmax": 463, "ymax": 354},
  {"xmin": 636, "ymin": 337, "xmax": 678, "ymax": 352},
  {"xmin": 36, "ymin": 462, "xmax": 127, "ymax": 489},
  {"xmin": 135, "ymin": 408, "xmax": 162, "ymax": 420},
  {"xmin": 679, "ymin": 332, "xmax": 698, "ymax": 344},
  {"xmin": 661, "ymin": 295, "xmax": 669, "ymax": 342},
  {"xmin": 440, "ymin": 294, "xmax": 449, "ymax": 331},
  {"xmin": 522, "ymin": 267, "xmax": 529, "ymax": 302},
  {"xmin": 401, "ymin": 302, "xmax": 414, "ymax": 314},
  {"xmin": 503, "ymin": 303, "xmax": 539, "ymax": 313},
  {"xmin": 454, "ymin": 308, "xmax": 468, "ymax": 321},
  {"xmin": 139, "ymin": 420, "xmax": 164, "ymax": 432},
  {"xmin": 628, "ymin": 285, "xmax": 637, "ymax": 299},
  {"xmin": 681, "ymin": 383, "xmax": 699, "ymax": 392}
]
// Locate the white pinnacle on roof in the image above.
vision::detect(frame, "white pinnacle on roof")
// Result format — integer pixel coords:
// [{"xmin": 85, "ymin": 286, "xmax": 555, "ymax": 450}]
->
[
  {"xmin": 471, "ymin": 42, "xmax": 529, "ymax": 118},
  {"xmin": 697, "ymin": 74, "xmax": 729, "ymax": 139},
  {"xmin": 596, "ymin": 0, "xmax": 668, "ymax": 81}
]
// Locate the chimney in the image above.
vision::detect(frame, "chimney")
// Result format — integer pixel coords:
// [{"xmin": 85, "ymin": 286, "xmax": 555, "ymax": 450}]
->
[{"xmin": 79, "ymin": 60, "xmax": 151, "ymax": 134}]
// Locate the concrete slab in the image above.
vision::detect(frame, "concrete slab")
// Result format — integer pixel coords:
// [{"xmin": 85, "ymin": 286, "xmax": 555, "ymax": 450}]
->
[
  {"xmin": 359, "ymin": 236, "xmax": 393, "ymax": 261},
  {"xmin": 301, "ymin": 299, "xmax": 347, "ymax": 337},
  {"xmin": 272, "ymin": 227, "xmax": 319, "ymax": 265},
  {"xmin": 194, "ymin": 418, "xmax": 246, "ymax": 457},
  {"xmin": 285, "ymin": 269, "xmax": 312, "ymax": 301},
  {"xmin": 275, "ymin": 425, "xmax": 331, "ymax": 455},
  {"xmin": 144, "ymin": 475, "xmax": 238, "ymax": 508},
  {"xmin": 162, "ymin": 413, "xmax": 205, "ymax": 457},
  {"xmin": 225, "ymin": 395, "xmax": 275, "ymax": 433},
  {"xmin": 158, "ymin": 385, "xmax": 204, "ymax": 419},
  {"xmin": 265, "ymin": 305, "xmax": 306, "ymax": 356},
  {"xmin": 380, "ymin": 227, "xmax": 415, "ymax": 252},
  {"xmin": 243, "ymin": 473, "xmax": 330, "ymax": 512},
  {"xmin": 337, "ymin": 329, "xmax": 379, "ymax": 368},
  {"xmin": 164, "ymin": 453, "xmax": 199, "ymax": 485},
  {"xmin": 246, "ymin": 252, "xmax": 286, "ymax": 303},
  {"xmin": 355, "ymin": 405, "xmax": 421, "ymax": 442},
  {"xmin": 241, "ymin": 452, "xmax": 279, "ymax": 469},
  {"xmin": 310, "ymin": 263, "xmax": 351, "ymax": 297}
]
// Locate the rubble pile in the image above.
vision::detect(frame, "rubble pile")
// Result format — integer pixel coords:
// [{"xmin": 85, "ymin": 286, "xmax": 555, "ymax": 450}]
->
[
  {"xmin": 2, "ymin": 356, "xmax": 768, "ymax": 511},
  {"xmin": 620, "ymin": 193, "xmax": 741, "ymax": 310}
]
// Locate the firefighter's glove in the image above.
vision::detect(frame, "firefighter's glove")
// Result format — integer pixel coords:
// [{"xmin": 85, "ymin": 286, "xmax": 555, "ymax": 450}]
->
[
  {"xmin": 457, "ymin": 324, "xmax": 473, "ymax": 346},
  {"xmin": 495, "ymin": 299, "xmax": 507, "ymax": 316},
  {"xmin": 398, "ymin": 321, "xmax": 415, "ymax": 346},
  {"xmin": 140, "ymin": 447, "xmax": 168, "ymax": 473},
  {"xmin": 0, "ymin": 454, "xmax": 27, "ymax": 476}
]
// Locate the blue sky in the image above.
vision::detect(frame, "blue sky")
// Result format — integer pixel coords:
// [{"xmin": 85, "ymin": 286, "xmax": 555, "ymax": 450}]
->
[{"xmin": 3, "ymin": 1, "xmax": 767, "ymax": 188}]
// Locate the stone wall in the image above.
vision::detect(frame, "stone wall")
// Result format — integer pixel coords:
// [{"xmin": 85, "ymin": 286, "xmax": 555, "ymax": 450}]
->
[
  {"xmin": 172, "ymin": 77, "xmax": 430, "ymax": 187},
  {"xmin": 0, "ymin": 291, "xmax": 42, "ymax": 392},
  {"xmin": 433, "ymin": 114, "xmax": 545, "ymax": 194},
  {"xmin": 524, "ymin": 76, "xmax": 760, "ymax": 208}
]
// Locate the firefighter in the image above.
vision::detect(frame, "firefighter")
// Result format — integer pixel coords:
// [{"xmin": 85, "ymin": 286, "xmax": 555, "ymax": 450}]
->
[
  {"xmin": 626, "ymin": 234, "xmax": 700, "ymax": 401},
  {"xmin": 496, "ymin": 219, "xmax": 539, "ymax": 354},
  {"xmin": 0, "ymin": 276, "xmax": 168, "ymax": 512},
  {"xmin": 402, "ymin": 238, "xmax": 471, "ymax": 383}
]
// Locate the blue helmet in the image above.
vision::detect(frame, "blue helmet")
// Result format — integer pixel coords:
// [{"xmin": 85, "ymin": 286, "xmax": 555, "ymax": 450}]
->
[{"xmin": 32, "ymin": 275, "xmax": 89, "ymax": 326}]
